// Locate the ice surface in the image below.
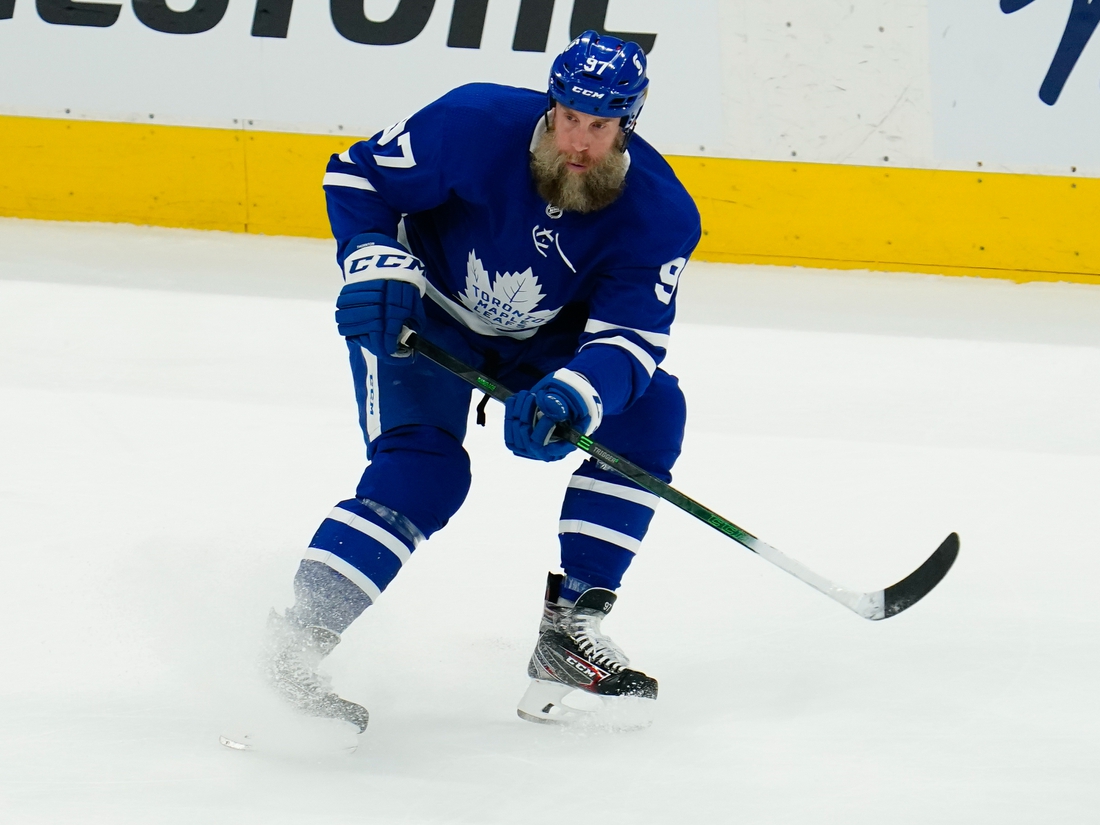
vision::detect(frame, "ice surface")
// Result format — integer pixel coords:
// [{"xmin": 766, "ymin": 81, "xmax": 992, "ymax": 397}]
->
[{"xmin": 1, "ymin": 218, "xmax": 1098, "ymax": 824}]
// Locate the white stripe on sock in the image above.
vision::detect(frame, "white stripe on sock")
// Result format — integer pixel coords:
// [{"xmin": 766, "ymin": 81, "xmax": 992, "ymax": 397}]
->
[
  {"xmin": 567, "ymin": 476, "xmax": 660, "ymax": 510},
  {"xmin": 558, "ymin": 519, "xmax": 641, "ymax": 553},
  {"xmin": 302, "ymin": 548, "xmax": 383, "ymax": 603},
  {"xmin": 327, "ymin": 505, "xmax": 412, "ymax": 564}
]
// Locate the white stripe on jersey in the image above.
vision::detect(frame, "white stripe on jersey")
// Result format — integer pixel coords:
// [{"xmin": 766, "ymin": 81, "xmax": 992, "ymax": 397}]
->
[
  {"xmin": 579, "ymin": 335, "xmax": 658, "ymax": 377},
  {"xmin": 558, "ymin": 519, "xmax": 642, "ymax": 553},
  {"xmin": 338, "ymin": 150, "xmax": 354, "ymax": 164},
  {"xmin": 567, "ymin": 476, "xmax": 660, "ymax": 510},
  {"xmin": 326, "ymin": 505, "xmax": 412, "ymax": 564},
  {"xmin": 323, "ymin": 171, "xmax": 376, "ymax": 191},
  {"xmin": 302, "ymin": 548, "xmax": 383, "ymax": 603},
  {"xmin": 584, "ymin": 319, "xmax": 669, "ymax": 349}
]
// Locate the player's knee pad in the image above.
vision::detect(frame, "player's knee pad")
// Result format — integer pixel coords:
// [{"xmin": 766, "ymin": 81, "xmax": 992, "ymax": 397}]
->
[
  {"xmin": 301, "ymin": 426, "xmax": 469, "ymax": 609},
  {"xmin": 356, "ymin": 424, "xmax": 472, "ymax": 538},
  {"xmin": 595, "ymin": 369, "xmax": 686, "ymax": 483}
]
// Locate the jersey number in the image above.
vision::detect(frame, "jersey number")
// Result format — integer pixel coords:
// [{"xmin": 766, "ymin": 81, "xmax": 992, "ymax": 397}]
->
[
  {"xmin": 374, "ymin": 119, "xmax": 417, "ymax": 169},
  {"xmin": 654, "ymin": 258, "xmax": 686, "ymax": 305}
]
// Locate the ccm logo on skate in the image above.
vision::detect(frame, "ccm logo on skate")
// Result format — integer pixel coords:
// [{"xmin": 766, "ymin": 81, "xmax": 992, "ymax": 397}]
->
[{"xmin": 565, "ymin": 653, "xmax": 604, "ymax": 683}]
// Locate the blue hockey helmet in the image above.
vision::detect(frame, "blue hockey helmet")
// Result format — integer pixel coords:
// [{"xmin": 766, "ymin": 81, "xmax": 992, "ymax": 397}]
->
[{"xmin": 548, "ymin": 30, "xmax": 649, "ymax": 137}]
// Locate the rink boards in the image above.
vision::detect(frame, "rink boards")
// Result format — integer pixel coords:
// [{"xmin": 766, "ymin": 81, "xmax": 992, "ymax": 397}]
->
[{"xmin": 1, "ymin": 113, "xmax": 1097, "ymax": 286}]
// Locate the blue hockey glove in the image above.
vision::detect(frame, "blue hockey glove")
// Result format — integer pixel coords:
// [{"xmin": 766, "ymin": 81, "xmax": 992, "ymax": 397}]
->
[
  {"xmin": 504, "ymin": 369, "xmax": 604, "ymax": 462},
  {"xmin": 336, "ymin": 279, "xmax": 425, "ymax": 364},
  {"xmin": 336, "ymin": 235, "xmax": 426, "ymax": 364}
]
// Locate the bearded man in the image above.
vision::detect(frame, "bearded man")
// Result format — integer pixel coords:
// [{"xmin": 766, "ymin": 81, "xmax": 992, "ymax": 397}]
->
[{"xmin": 260, "ymin": 31, "xmax": 701, "ymax": 739}]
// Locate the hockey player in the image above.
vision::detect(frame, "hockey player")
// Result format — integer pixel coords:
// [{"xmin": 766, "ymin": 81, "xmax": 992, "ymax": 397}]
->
[{"xmin": 264, "ymin": 31, "xmax": 701, "ymax": 731}]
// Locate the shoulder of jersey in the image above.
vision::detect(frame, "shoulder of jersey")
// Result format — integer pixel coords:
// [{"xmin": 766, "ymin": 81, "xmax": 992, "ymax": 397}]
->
[
  {"xmin": 431, "ymin": 83, "xmax": 546, "ymax": 140},
  {"xmin": 621, "ymin": 135, "xmax": 702, "ymax": 240}
]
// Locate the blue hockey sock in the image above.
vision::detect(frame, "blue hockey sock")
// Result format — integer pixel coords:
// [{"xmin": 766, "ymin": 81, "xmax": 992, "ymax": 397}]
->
[
  {"xmin": 300, "ymin": 497, "xmax": 423, "ymax": 616},
  {"xmin": 289, "ymin": 427, "xmax": 471, "ymax": 633},
  {"xmin": 558, "ymin": 462, "xmax": 661, "ymax": 592}
]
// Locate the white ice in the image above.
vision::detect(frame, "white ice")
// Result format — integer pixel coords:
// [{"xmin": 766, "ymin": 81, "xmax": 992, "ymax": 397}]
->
[{"xmin": 1, "ymin": 218, "xmax": 1098, "ymax": 824}]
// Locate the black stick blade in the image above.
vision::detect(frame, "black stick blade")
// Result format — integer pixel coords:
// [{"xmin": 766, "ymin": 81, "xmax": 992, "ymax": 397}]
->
[{"xmin": 878, "ymin": 533, "xmax": 960, "ymax": 619}]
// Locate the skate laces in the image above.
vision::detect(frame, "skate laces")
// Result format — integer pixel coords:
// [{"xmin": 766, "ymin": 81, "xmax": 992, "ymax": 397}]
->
[
  {"xmin": 566, "ymin": 609, "xmax": 631, "ymax": 671},
  {"xmin": 264, "ymin": 614, "xmax": 339, "ymax": 699},
  {"xmin": 273, "ymin": 647, "xmax": 334, "ymax": 696}
]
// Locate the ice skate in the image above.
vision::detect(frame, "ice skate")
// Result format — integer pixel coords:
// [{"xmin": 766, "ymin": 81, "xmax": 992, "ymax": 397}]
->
[
  {"xmin": 517, "ymin": 574, "xmax": 657, "ymax": 729},
  {"xmin": 219, "ymin": 611, "xmax": 367, "ymax": 754},
  {"xmin": 260, "ymin": 609, "xmax": 369, "ymax": 734}
]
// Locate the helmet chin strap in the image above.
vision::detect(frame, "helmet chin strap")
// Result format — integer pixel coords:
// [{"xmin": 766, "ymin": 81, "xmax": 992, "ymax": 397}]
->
[{"xmin": 618, "ymin": 118, "xmax": 635, "ymax": 152}]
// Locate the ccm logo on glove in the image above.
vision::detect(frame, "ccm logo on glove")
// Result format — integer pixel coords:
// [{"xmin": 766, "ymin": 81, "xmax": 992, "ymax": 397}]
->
[
  {"xmin": 336, "ymin": 235, "xmax": 427, "ymax": 364},
  {"xmin": 343, "ymin": 243, "xmax": 426, "ymax": 289}
]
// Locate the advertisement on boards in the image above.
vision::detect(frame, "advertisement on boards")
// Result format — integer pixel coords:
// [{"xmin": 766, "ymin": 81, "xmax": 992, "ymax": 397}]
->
[
  {"xmin": 3, "ymin": 1, "xmax": 1098, "ymax": 174},
  {"xmin": 928, "ymin": 1, "xmax": 1100, "ymax": 174},
  {"xmin": 0, "ymin": 0, "xmax": 724, "ymax": 156}
]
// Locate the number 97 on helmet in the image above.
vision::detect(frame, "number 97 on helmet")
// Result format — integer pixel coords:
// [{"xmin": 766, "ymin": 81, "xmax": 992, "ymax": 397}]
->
[{"xmin": 548, "ymin": 30, "xmax": 649, "ymax": 146}]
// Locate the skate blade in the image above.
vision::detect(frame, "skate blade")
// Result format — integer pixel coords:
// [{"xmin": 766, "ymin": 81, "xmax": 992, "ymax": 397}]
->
[
  {"xmin": 220, "ymin": 734, "xmax": 253, "ymax": 751},
  {"xmin": 219, "ymin": 715, "xmax": 360, "ymax": 755},
  {"xmin": 516, "ymin": 679, "xmax": 655, "ymax": 732}
]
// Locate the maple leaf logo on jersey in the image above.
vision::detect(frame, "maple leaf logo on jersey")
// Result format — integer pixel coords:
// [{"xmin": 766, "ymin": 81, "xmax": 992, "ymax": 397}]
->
[{"xmin": 460, "ymin": 250, "xmax": 561, "ymax": 332}]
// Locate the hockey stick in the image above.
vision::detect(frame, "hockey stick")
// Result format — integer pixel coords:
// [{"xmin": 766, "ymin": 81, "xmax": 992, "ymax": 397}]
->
[{"xmin": 398, "ymin": 329, "xmax": 959, "ymax": 621}]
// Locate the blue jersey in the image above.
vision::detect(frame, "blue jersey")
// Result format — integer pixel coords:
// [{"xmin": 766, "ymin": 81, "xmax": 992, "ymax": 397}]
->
[{"xmin": 323, "ymin": 83, "xmax": 701, "ymax": 416}]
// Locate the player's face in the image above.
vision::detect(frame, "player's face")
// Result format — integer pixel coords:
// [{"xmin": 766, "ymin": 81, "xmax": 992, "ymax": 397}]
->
[
  {"xmin": 530, "ymin": 104, "xmax": 628, "ymax": 214},
  {"xmin": 552, "ymin": 105, "xmax": 620, "ymax": 170}
]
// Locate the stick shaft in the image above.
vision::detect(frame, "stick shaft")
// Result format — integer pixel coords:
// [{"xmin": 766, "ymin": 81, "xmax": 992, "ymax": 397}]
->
[
  {"xmin": 405, "ymin": 330, "xmax": 761, "ymax": 547},
  {"xmin": 400, "ymin": 329, "xmax": 957, "ymax": 620}
]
